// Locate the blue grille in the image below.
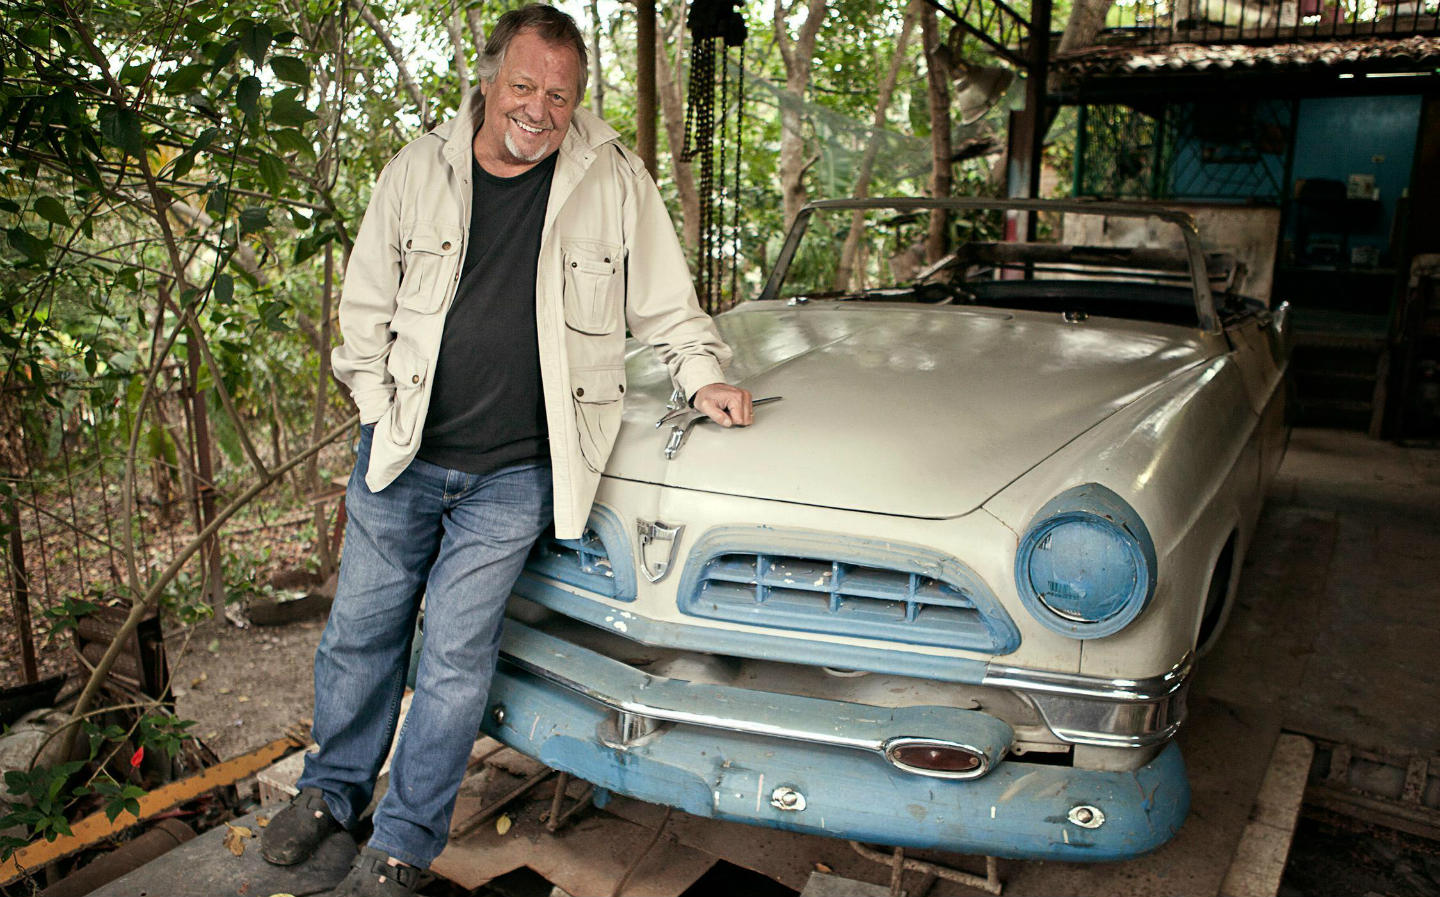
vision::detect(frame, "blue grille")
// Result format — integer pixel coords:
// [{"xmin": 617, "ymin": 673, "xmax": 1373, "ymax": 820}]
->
[
  {"xmin": 683, "ymin": 548, "xmax": 1016, "ymax": 652},
  {"xmin": 520, "ymin": 507, "xmax": 636, "ymax": 602}
]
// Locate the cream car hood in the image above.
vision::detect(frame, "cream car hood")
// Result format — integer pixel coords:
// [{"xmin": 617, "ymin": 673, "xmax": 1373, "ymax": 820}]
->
[{"xmin": 608, "ymin": 303, "xmax": 1214, "ymax": 518}]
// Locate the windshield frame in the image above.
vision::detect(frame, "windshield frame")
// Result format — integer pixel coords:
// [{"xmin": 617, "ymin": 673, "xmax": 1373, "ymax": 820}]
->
[{"xmin": 758, "ymin": 198, "xmax": 1222, "ymax": 334}]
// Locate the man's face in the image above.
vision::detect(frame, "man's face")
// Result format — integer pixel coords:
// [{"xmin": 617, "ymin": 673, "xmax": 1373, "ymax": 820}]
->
[{"xmin": 476, "ymin": 28, "xmax": 581, "ymax": 170}]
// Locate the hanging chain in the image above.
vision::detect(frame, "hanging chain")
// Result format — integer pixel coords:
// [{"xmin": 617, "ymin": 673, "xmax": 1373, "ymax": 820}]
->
[
  {"xmin": 730, "ymin": 43, "xmax": 744, "ymax": 306},
  {"xmin": 682, "ymin": 0, "xmax": 746, "ymax": 314}
]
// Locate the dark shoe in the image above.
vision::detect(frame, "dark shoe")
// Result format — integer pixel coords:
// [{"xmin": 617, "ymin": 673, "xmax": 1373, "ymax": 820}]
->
[
  {"xmin": 261, "ymin": 787, "xmax": 344, "ymax": 866},
  {"xmin": 331, "ymin": 846, "xmax": 429, "ymax": 895}
]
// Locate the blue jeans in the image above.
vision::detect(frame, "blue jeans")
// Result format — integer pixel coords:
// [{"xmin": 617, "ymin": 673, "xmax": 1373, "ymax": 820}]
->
[{"xmin": 297, "ymin": 425, "xmax": 552, "ymax": 868}]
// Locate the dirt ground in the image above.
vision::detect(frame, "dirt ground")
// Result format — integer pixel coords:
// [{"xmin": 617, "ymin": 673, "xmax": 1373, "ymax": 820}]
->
[{"xmin": 170, "ymin": 612, "xmax": 326, "ymax": 763}]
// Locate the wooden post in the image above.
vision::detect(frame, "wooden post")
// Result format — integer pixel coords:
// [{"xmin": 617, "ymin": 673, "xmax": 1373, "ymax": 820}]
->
[
  {"xmin": 1006, "ymin": 0, "xmax": 1052, "ymax": 242},
  {"xmin": 636, "ymin": 0, "xmax": 658, "ymax": 178}
]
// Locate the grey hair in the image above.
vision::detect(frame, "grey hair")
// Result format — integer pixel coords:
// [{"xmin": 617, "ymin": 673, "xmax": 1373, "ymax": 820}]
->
[{"xmin": 470, "ymin": 5, "xmax": 588, "ymax": 123}]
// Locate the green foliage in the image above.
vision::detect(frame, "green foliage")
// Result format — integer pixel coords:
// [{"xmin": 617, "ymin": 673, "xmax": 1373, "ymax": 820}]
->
[
  {"xmin": 0, "ymin": 710, "xmax": 199, "ymax": 858},
  {"xmin": 40, "ymin": 594, "xmax": 101, "ymax": 636},
  {"xmin": 0, "ymin": 760, "xmax": 86, "ymax": 851}
]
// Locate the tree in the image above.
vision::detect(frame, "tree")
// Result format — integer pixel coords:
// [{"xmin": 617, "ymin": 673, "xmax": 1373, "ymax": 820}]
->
[{"xmin": 774, "ymin": 0, "xmax": 829, "ymax": 229}]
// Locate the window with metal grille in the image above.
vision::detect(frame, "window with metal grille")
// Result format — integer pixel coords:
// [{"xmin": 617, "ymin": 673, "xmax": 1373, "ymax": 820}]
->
[{"xmin": 682, "ymin": 551, "xmax": 1015, "ymax": 652}]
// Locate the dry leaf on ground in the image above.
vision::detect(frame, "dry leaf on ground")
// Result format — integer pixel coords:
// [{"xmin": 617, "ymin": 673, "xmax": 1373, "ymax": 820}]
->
[{"xmin": 223, "ymin": 823, "xmax": 254, "ymax": 856}]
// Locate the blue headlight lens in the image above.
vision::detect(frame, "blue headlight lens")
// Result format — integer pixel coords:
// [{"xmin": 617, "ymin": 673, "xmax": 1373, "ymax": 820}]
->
[
  {"xmin": 1024, "ymin": 519, "xmax": 1144, "ymax": 622},
  {"xmin": 1014, "ymin": 485, "xmax": 1157, "ymax": 639}
]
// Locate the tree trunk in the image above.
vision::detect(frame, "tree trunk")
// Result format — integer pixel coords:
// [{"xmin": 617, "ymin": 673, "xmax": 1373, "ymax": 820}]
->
[
  {"xmin": 184, "ymin": 332, "xmax": 225, "ymax": 621},
  {"xmin": 446, "ymin": 9, "xmax": 472, "ymax": 97},
  {"xmin": 349, "ymin": 0, "xmax": 431, "ymax": 129},
  {"xmin": 306, "ymin": 245, "xmax": 337, "ymax": 578},
  {"xmin": 834, "ymin": 1, "xmax": 919, "ymax": 290},
  {"xmin": 656, "ymin": 2, "xmax": 700, "ymax": 249},
  {"xmin": 922, "ymin": 4, "xmax": 953, "ymax": 263},
  {"xmin": 1055, "ymin": 0, "xmax": 1113, "ymax": 58},
  {"xmin": 589, "ymin": 0, "xmax": 605, "ymax": 117},
  {"xmin": 466, "ymin": 6, "xmax": 487, "ymax": 60},
  {"xmin": 774, "ymin": 0, "xmax": 829, "ymax": 229}
]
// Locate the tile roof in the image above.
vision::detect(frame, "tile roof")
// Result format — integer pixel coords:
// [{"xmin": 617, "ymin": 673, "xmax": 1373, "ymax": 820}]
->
[{"xmin": 1054, "ymin": 33, "xmax": 1440, "ymax": 77}]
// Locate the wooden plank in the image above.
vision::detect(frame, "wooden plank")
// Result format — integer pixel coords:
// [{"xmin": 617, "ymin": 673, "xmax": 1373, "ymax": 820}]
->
[{"xmin": 0, "ymin": 734, "xmax": 300, "ymax": 886}]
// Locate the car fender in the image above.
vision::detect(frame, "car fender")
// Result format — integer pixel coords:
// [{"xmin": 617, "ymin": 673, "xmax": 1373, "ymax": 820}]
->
[{"xmin": 983, "ymin": 345, "xmax": 1263, "ymax": 678}]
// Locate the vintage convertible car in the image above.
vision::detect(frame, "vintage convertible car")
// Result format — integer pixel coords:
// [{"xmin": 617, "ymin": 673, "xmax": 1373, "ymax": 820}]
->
[{"xmin": 478, "ymin": 198, "xmax": 1290, "ymax": 861}]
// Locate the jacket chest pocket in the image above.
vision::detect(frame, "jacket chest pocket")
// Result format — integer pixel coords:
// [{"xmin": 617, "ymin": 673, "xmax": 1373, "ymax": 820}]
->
[
  {"xmin": 398, "ymin": 222, "xmax": 462, "ymax": 314},
  {"xmin": 561, "ymin": 239, "xmax": 623, "ymax": 335}
]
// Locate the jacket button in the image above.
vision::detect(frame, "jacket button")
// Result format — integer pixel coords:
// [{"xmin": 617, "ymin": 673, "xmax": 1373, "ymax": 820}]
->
[
  {"xmin": 571, "ymin": 261, "xmax": 578, "ymax": 268},
  {"xmin": 405, "ymin": 239, "xmax": 412, "ymax": 249},
  {"xmin": 442, "ymin": 241, "xmax": 451, "ymax": 250},
  {"xmin": 618, "ymin": 384, "xmax": 624, "ymax": 393},
  {"xmin": 575, "ymin": 387, "xmax": 585, "ymax": 397},
  {"xmin": 604, "ymin": 257, "xmax": 610, "ymax": 264},
  {"xmin": 411, "ymin": 374, "xmax": 420, "ymax": 384}
]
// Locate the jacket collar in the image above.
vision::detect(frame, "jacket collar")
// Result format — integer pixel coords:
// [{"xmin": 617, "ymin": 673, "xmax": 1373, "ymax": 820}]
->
[{"xmin": 438, "ymin": 88, "xmax": 619, "ymax": 174}]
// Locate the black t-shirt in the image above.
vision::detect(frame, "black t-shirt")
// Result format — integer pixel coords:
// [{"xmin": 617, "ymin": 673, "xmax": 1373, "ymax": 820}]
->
[{"xmin": 415, "ymin": 152, "xmax": 556, "ymax": 475}]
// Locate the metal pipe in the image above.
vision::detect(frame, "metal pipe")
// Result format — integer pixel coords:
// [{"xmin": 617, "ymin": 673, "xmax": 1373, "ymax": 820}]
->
[
  {"xmin": 451, "ymin": 767, "xmax": 555, "ymax": 840},
  {"xmin": 37, "ymin": 819, "xmax": 196, "ymax": 897},
  {"xmin": 851, "ymin": 840, "xmax": 1003, "ymax": 895}
]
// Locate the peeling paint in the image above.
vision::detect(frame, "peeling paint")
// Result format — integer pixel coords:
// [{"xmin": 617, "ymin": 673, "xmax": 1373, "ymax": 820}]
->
[
  {"xmin": 991, "ymin": 806, "xmax": 997, "ymax": 819},
  {"xmin": 998, "ymin": 771, "xmax": 1041, "ymax": 803},
  {"xmin": 612, "ymin": 620, "xmax": 628, "ymax": 633}
]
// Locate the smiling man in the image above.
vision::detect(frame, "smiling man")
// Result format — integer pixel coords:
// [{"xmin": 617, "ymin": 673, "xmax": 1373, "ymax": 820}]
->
[{"xmin": 259, "ymin": 6, "xmax": 751, "ymax": 894}]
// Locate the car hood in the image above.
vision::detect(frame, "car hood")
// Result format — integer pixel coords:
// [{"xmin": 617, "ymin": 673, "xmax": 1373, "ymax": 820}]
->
[{"xmin": 607, "ymin": 304, "xmax": 1214, "ymax": 518}]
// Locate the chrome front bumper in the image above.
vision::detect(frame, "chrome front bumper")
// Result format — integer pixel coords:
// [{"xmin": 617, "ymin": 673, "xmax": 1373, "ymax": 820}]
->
[{"xmin": 485, "ymin": 619, "xmax": 1191, "ymax": 861}]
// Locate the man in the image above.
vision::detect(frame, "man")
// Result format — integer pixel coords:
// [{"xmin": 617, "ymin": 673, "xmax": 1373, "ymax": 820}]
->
[{"xmin": 260, "ymin": 6, "xmax": 751, "ymax": 894}]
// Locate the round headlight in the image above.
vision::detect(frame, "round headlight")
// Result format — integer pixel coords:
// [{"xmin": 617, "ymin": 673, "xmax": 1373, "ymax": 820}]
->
[{"xmin": 1014, "ymin": 484, "xmax": 1156, "ymax": 639}]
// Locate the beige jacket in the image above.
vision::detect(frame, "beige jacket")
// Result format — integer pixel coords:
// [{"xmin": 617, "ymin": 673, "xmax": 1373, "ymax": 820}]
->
[{"xmin": 332, "ymin": 97, "xmax": 731, "ymax": 539}]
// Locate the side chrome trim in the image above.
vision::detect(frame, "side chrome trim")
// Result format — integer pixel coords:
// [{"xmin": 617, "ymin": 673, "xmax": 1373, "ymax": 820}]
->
[
  {"xmin": 983, "ymin": 654, "xmax": 1193, "ymax": 748},
  {"xmin": 984, "ymin": 653, "xmax": 1192, "ymax": 702}
]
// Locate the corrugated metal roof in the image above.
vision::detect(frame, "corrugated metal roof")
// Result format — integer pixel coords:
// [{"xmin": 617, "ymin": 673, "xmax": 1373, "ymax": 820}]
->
[{"xmin": 1055, "ymin": 33, "xmax": 1440, "ymax": 77}]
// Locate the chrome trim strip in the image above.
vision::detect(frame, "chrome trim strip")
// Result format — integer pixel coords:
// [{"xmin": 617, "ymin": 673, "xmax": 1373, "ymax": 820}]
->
[
  {"xmin": 982, "ymin": 653, "xmax": 1192, "ymax": 703},
  {"xmin": 983, "ymin": 655, "xmax": 1193, "ymax": 748},
  {"xmin": 498, "ymin": 620, "xmax": 1015, "ymax": 779}
]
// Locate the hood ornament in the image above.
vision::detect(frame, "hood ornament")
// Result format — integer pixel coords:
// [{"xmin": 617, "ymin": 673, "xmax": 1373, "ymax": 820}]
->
[
  {"xmin": 637, "ymin": 520, "xmax": 685, "ymax": 584},
  {"xmin": 654, "ymin": 395, "xmax": 783, "ymax": 461}
]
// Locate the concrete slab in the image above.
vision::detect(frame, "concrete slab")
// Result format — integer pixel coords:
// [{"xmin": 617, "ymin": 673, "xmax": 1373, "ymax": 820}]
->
[
  {"xmin": 1204, "ymin": 429, "xmax": 1440, "ymax": 754},
  {"xmin": 86, "ymin": 809, "xmax": 357, "ymax": 897},
  {"xmin": 1219, "ymin": 734, "xmax": 1315, "ymax": 897}
]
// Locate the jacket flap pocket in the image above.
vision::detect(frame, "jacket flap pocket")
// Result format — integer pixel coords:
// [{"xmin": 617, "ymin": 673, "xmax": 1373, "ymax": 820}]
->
[
  {"xmin": 571, "ymin": 367, "xmax": 625, "ymax": 404},
  {"xmin": 404, "ymin": 222, "xmax": 461, "ymax": 257},
  {"xmin": 388, "ymin": 341, "xmax": 430, "ymax": 388},
  {"xmin": 561, "ymin": 238, "xmax": 620, "ymax": 272}
]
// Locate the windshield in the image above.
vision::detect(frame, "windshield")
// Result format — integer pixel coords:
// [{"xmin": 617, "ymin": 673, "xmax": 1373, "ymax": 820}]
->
[{"xmin": 768, "ymin": 202, "xmax": 1236, "ymax": 329}]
